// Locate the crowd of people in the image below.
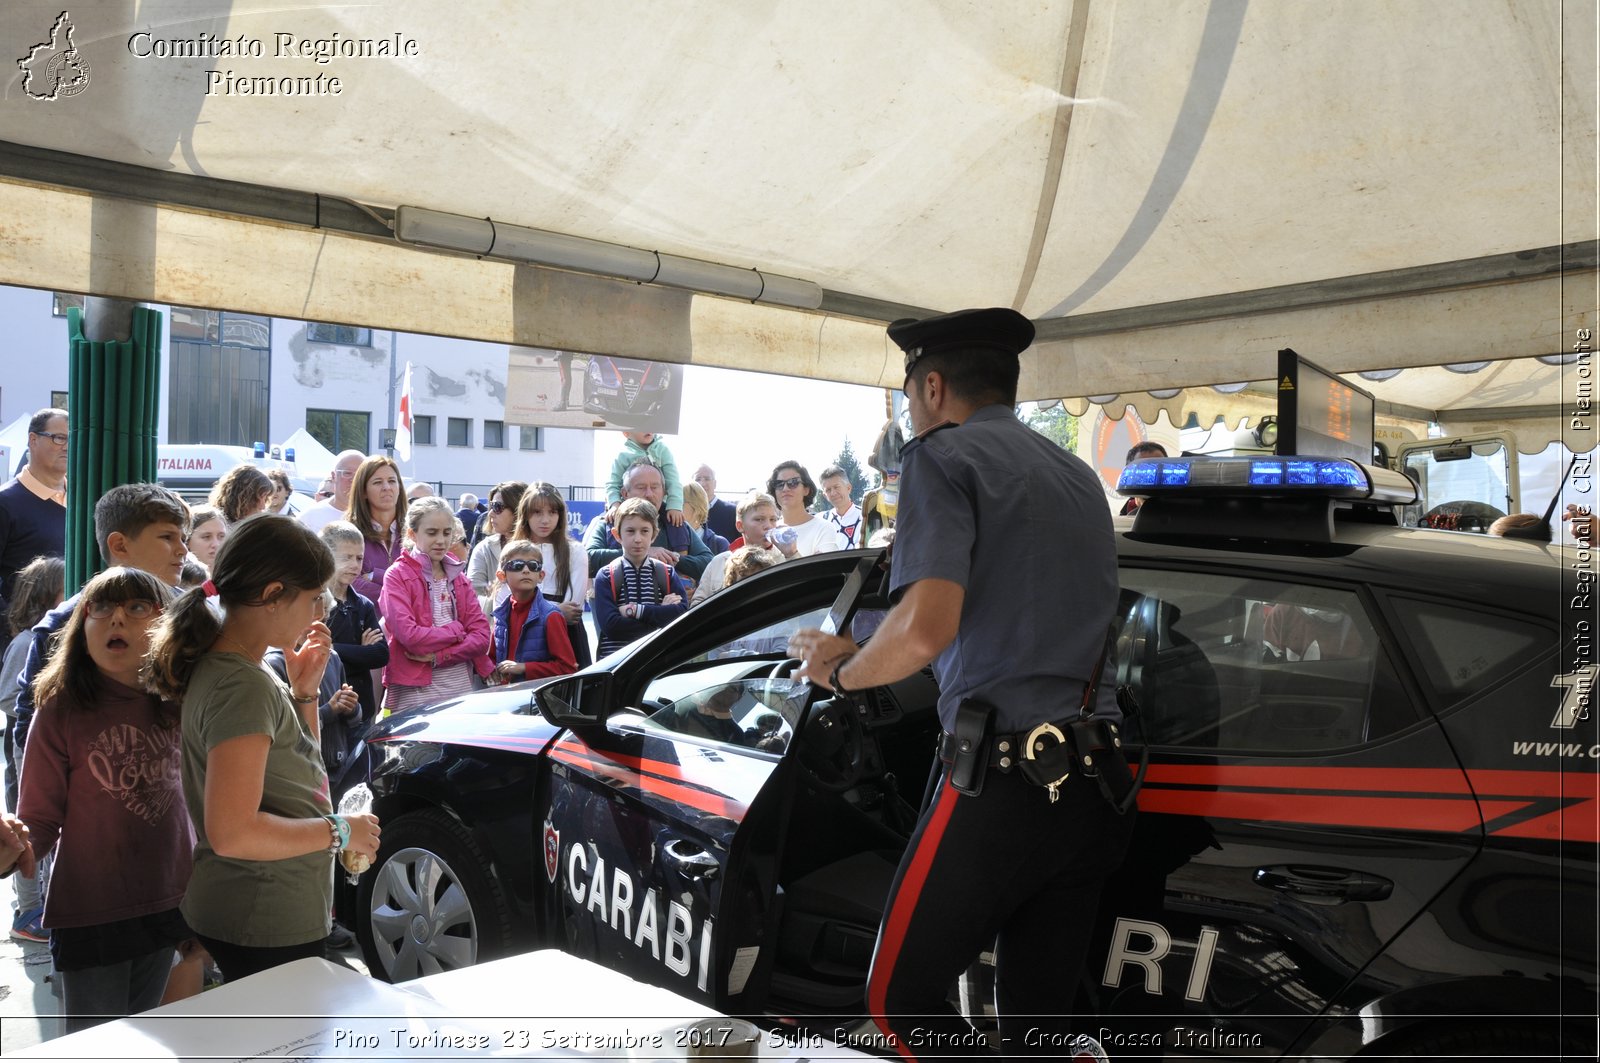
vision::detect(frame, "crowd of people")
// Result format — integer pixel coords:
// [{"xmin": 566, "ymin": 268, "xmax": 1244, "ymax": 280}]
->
[{"xmin": 0, "ymin": 412, "xmax": 878, "ymax": 1033}]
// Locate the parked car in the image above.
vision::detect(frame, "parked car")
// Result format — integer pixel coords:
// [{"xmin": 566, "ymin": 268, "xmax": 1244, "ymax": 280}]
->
[
  {"xmin": 357, "ymin": 456, "xmax": 1596, "ymax": 1058},
  {"xmin": 582, "ymin": 355, "xmax": 679, "ymax": 428}
]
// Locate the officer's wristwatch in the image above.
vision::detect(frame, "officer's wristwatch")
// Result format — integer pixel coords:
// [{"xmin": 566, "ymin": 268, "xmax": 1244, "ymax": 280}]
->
[{"xmin": 828, "ymin": 656, "xmax": 856, "ymax": 696}]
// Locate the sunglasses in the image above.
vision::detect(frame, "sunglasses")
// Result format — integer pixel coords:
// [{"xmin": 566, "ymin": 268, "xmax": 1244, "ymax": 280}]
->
[
  {"xmin": 502, "ymin": 559, "xmax": 543, "ymax": 573},
  {"xmin": 86, "ymin": 599, "xmax": 158, "ymax": 620},
  {"xmin": 489, "ymin": 500, "xmax": 508, "ymax": 513},
  {"xmin": 773, "ymin": 476, "xmax": 804, "ymax": 491}
]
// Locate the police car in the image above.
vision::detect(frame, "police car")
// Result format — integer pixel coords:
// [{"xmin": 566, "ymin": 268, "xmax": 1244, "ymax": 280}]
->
[{"xmin": 357, "ymin": 456, "xmax": 1596, "ymax": 1058}]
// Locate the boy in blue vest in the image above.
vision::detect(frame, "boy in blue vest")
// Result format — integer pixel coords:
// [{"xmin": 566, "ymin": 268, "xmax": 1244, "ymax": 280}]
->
[
  {"xmin": 594, "ymin": 498, "xmax": 689, "ymax": 657},
  {"xmin": 491, "ymin": 541, "xmax": 579, "ymax": 682}
]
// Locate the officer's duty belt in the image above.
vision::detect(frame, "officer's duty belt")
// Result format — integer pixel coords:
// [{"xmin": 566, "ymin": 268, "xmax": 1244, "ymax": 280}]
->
[{"xmin": 938, "ymin": 715, "xmax": 1139, "ymax": 812}]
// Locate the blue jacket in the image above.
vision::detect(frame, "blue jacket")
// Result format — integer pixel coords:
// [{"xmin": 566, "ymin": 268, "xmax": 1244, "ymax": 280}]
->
[
  {"xmin": 493, "ymin": 591, "xmax": 559, "ymax": 663},
  {"xmin": 11, "ymin": 591, "xmax": 75, "ymax": 752}
]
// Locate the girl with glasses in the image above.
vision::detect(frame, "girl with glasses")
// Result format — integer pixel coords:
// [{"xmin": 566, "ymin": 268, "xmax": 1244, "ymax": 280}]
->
[
  {"xmin": 145, "ymin": 515, "xmax": 380, "ymax": 984},
  {"xmin": 17, "ymin": 567, "xmax": 188, "ymax": 1031}
]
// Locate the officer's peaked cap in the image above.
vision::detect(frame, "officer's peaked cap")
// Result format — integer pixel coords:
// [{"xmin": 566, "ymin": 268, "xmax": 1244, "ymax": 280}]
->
[{"xmin": 888, "ymin": 307, "xmax": 1035, "ymax": 379}]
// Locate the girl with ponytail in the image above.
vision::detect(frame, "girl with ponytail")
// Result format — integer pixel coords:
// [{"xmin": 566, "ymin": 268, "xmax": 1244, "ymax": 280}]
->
[{"xmin": 145, "ymin": 515, "xmax": 380, "ymax": 982}]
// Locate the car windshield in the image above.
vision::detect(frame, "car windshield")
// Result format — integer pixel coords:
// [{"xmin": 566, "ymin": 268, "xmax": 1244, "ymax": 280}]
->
[{"xmin": 641, "ymin": 677, "xmax": 808, "ymax": 755}]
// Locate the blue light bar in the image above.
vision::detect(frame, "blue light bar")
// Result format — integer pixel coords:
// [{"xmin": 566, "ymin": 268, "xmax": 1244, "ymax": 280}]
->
[
  {"xmin": 252, "ymin": 441, "xmax": 267, "ymax": 458},
  {"xmin": 1116, "ymin": 456, "xmax": 1416, "ymax": 505}
]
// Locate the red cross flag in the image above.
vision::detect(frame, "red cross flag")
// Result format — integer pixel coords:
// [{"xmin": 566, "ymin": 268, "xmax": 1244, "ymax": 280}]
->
[{"xmin": 395, "ymin": 360, "xmax": 414, "ymax": 461}]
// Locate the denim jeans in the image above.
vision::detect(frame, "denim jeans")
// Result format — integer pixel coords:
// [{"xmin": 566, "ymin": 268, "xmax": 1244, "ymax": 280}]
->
[{"xmin": 59, "ymin": 946, "xmax": 174, "ymax": 1034}]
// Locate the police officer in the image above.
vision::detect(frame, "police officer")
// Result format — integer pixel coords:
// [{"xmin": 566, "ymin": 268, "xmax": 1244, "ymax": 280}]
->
[{"xmin": 789, "ymin": 307, "xmax": 1135, "ymax": 1058}]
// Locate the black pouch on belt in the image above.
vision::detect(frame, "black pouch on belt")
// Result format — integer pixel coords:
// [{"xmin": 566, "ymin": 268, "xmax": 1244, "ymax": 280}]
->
[
  {"xmin": 949, "ymin": 699, "xmax": 995, "ymax": 796},
  {"xmin": 1068, "ymin": 717, "xmax": 1135, "ymax": 809}
]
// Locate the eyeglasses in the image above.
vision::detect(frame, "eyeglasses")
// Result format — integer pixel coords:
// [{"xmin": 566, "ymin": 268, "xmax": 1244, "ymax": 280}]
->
[
  {"xmin": 773, "ymin": 476, "xmax": 804, "ymax": 491},
  {"xmin": 502, "ymin": 559, "xmax": 543, "ymax": 573},
  {"xmin": 86, "ymin": 599, "xmax": 158, "ymax": 620},
  {"xmin": 31, "ymin": 431, "xmax": 68, "ymax": 447},
  {"xmin": 489, "ymin": 500, "xmax": 507, "ymax": 513},
  {"xmin": 332, "ymin": 469, "xmax": 357, "ymax": 480}
]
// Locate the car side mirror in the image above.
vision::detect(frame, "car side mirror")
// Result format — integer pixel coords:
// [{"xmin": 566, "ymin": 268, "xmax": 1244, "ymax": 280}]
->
[{"xmin": 534, "ymin": 672, "xmax": 612, "ymax": 728}]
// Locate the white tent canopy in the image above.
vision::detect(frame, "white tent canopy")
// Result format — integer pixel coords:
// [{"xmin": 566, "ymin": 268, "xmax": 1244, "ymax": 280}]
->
[{"xmin": 0, "ymin": 1, "xmax": 1593, "ymax": 413}]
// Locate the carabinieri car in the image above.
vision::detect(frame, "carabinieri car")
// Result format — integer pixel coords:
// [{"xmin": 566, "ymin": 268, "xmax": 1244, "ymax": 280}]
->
[{"xmin": 356, "ymin": 456, "xmax": 1597, "ymax": 1059}]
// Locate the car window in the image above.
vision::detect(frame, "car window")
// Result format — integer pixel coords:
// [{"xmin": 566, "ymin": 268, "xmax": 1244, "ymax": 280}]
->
[
  {"xmin": 1117, "ymin": 569, "xmax": 1420, "ymax": 753},
  {"xmin": 1386, "ymin": 596, "xmax": 1551, "ymax": 699},
  {"xmin": 632, "ymin": 677, "xmax": 805, "ymax": 755},
  {"xmin": 705, "ymin": 606, "xmax": 829, "ymax": 661}
]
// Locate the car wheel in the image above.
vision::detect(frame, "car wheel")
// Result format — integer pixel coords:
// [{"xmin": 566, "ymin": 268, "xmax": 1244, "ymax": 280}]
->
[{"xmin": 356, "ymin": 809, "xmax": 511, "ymax": 983}]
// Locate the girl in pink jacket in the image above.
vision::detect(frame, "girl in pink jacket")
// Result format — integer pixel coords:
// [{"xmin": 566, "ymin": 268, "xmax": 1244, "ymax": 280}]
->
[{"xmin": 379, "ymin": 498, "xmax": 493, "ymax": 713}]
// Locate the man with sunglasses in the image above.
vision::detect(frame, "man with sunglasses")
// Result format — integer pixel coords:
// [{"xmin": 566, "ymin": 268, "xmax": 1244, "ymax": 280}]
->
[
  {"xmin": 788, "ymin": 308, "xmax": 1134, "ymax": 1059},
  {"xmin": 0, "ymin": 408, "xmax": 69, "ymax": 614},
  {"xmin": 298, "ymin": 450, "xmax": 366, "ymax": 533}
]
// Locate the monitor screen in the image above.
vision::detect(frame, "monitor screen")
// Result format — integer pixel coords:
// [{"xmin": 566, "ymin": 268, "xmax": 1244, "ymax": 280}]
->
[{"xmin": 1276, "ymin": 349, "xmax": 1375, "ymax": 464}]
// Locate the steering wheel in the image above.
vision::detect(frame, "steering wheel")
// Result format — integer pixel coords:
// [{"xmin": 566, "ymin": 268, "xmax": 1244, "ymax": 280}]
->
[
  {"xmin": 1421, "ymin": 499, "xmax": 1505, "ymax": 534},
  {"xmin": 796, "ymin": 696, "xmax": 868, "ymax": 793},
  {"xmin": 765, "ymin": 658, "xmax": 802, "ymax": 682}
]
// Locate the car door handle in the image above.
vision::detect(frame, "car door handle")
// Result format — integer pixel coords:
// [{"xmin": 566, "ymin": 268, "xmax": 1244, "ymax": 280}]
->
[
  {"xmin": 663, "ymin": 838, "xmax": 720, "ymax": 880},
  {"xmin": 1254, "ymin": 864, "xmax": 1393, "ymax": 904}
]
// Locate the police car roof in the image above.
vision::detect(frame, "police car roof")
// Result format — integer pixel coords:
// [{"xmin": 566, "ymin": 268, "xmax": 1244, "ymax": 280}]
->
[{"xmin": 1117, "ymin": 517, "xmax": 1565, "ymax": 618}]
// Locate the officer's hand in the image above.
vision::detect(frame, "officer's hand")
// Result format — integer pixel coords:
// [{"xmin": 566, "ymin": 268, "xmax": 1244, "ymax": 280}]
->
[{"xmin": 787, "ymin": 628, "xmax": 860, "ymax": 689}]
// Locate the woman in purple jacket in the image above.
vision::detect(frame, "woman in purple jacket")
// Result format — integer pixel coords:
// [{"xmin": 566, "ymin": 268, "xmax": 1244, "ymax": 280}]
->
[{"xmin": 344, "ymin": 455, "xmax": 407, "ymax": 615}]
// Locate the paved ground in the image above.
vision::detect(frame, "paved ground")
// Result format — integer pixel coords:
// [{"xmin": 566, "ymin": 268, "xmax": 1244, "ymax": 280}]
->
[
  {"xmin": 0, "ymin": 870, "xmax": 369, "ymax": 1054},
  {"xmin": 0, "ymin": 870, "xmax": 61, "ymax": 1053}
]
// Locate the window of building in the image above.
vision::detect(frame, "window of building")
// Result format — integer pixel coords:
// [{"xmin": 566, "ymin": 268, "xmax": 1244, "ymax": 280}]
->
[
  {"xmin": 447, "ymin": 417, "xmax": 472, "ymax": 447},
  {"xmin": 518, "ymin": 425, "xmax": 543, "ymax": 451},
  {"xmin": 414, "ymin": 415, "xmax": 435, "ymax": 446},
  {"xmin": 167, "ymin": 308, "xmax": 272, "ymax": 447},
  {"xmin": 484, "ymin": 420, "xmax": 506, "ymax": 449},
  {"xmin": 306, "ymin": 409, "xmax": 371, "ymax": 455},
  {"xmin": 307, "ymin": 323, "xmax": 374, "ymax": 346},
  {"xmin": 1114, "ymin": 568, "xmax": 1418, "ymax": 754},
  {"xmin": 51, "ymin": 293, "xmax": 84, "ymax": 317}
]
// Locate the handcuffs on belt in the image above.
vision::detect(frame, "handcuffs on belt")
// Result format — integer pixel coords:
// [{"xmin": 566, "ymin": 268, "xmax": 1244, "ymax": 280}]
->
[{"xmin": 944, "ymin": 626, "xmax": 1147, "ymax": 812}]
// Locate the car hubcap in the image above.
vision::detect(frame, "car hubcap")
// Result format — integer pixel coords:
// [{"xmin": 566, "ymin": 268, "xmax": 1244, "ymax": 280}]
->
[{"xmin": 368, "ymin": 846, "xmax": 478, "ymax": 982}]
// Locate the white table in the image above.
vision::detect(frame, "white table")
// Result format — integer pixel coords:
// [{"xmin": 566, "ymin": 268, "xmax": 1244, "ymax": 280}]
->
[{"xmin": 12, "ymin": 950, "xmax": 875, "ymax": 1060}]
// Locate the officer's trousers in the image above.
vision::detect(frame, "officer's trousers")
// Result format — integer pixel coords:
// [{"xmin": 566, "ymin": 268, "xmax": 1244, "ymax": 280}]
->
[{"xmin": 866, "ymin": 765, "xmax": 1135, "ymax": 1060}]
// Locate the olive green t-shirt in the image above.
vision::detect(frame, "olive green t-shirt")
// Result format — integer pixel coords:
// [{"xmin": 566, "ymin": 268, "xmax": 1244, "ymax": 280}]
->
[{"xmin": 179, "ymin": 651, "xmax": 333, "ymax": 947}]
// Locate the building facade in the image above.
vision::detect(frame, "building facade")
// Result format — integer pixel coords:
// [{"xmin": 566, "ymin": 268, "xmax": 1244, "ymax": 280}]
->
[{"xmin": 0, "ymin": 285, "xmax": 595, "ymax": 497}]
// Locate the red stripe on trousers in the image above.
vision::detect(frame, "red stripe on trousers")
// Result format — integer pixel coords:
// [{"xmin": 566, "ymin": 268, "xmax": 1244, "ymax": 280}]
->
[{"xmin": 869, "ymin": 778, "xmax": 961, "ymax": 1059}]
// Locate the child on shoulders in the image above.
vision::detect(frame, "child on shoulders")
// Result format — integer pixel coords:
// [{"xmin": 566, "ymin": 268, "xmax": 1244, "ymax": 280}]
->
[{"xmin": 605, "ymin": 431, "xmax": 684, "ymax": 527}]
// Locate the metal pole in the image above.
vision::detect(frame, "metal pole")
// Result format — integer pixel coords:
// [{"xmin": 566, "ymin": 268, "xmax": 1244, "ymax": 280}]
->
[{"xmin": 386, "ymin": 329, "xmax": 398, "ymax": 458}]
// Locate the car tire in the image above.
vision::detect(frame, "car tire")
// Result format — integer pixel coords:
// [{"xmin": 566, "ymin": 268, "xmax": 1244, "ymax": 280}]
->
[{"xmin": 356, "ymin": 808, "xmax": 512, "ymax": 983}]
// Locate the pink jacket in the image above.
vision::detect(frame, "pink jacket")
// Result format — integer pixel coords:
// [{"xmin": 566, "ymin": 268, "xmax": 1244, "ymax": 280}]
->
[{"xmin": 379, "ymin": 549, "xmax": 494, "ymax": 688}]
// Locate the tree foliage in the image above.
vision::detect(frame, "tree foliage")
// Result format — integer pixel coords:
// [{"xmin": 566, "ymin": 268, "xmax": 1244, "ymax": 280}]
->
[
  {"xmin": 1021, "ymin": 403, "xmax": 1078, "ymax": 452},
  {"xmin": 813, "ymin": 438, "xmax": 873, "ymax": 511}
]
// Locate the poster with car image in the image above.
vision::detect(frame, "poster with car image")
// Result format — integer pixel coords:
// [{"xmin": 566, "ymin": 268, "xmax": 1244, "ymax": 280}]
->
[{"xmin": 506, "ymin": 347, "xmax": 683, "ymax": 434}]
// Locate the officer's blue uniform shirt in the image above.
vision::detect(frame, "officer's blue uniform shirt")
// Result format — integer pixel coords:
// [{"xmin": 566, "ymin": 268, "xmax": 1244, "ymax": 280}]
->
[{"xmin": 887, "ymin": 404, "xmax": 1120, "ymax": 734}]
